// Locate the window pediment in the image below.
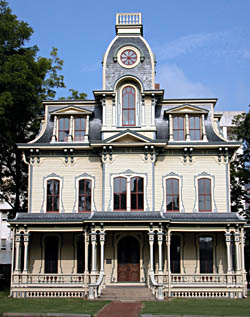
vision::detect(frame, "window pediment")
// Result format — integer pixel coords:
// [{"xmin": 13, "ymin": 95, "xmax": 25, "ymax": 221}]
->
[
  {"xmin": 165, "ymin": 104, "xmax": 208, "ymax": 115},
  {"xmin": 106, "ymin": 131, "xmax": 152, "ymax": 144},
  {"xmin": 50, "ymin": 106, "xmax": 92, "ymax": 116}
]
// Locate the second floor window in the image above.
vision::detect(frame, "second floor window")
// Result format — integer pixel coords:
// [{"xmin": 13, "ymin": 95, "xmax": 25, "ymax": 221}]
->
[
  {"xmin": 58, "ymin": 118, "xmax": 69, "ymax": 142},
  {"xmin": 122, "ymin": 86, "xmax": 135, "ymax": 126},
  {"xmin": 189, "ymin": 116, "xmax": 201, "ymax": 140},
  {"xmin": 198, "ymin": 178, "xmax": 211, "ymax": 212},
  {"xmin": 79, "ymin": 179, "xmax": 91, "ymax": 212},
  {"xmin": 114, "ymin": 177, "xmax": 127, "ymax": 210},
  {"xmin": 166, "ymin": 178, "xmax": 179, "ymax": 212},
  {"xmin": 131, "ymin": 177, "xmax": 144, "ymax": 210},
  {"xmin": 173, "ymin": 116, "xmax": 185, "ymax": 140},
  {"xmin": 74, "ymin": 118, "xmax": 86, "ymax": 141},
  {"xmin": 47, "ymin": 179, "xmax": 60, "ymax": 212}
]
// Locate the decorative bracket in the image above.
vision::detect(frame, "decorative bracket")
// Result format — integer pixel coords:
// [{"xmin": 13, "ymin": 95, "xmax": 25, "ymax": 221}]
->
[{"xmin": 183, "ymin": 147, "xmax": 193, "ymax": 163}]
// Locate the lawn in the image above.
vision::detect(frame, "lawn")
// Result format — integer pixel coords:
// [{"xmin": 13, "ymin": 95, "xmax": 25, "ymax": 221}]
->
[
  {"xmin": 142, "ymin": 295, "xmax": 250, "ymax": 316},
  {"xmin": 0, "ymin": 285, "xmax": 109, "ymax": 316}
]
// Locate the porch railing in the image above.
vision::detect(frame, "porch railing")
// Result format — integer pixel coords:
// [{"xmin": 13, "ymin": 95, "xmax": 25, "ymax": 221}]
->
[{"xmin": 12, "ymin": 273, "xmax": 88, "ymax": 285}]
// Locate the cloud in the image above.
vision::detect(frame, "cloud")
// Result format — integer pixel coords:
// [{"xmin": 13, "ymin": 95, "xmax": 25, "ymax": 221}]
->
[
  {"xmin": 155, "ymin": 32, "xmax": 225, "ymax": 61},
  {"xmin": 156, "ymin": 64, "xmax": 214, "ymax": 98},
  {"xmin": 154, "ymin": 29, "xmax": 250, "ymax": 62}
]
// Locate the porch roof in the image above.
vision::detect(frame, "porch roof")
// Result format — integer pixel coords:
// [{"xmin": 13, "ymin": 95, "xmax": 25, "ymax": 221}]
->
[{"xmin": 9, "ymin": 212, "xmax": 245, "ymax": 225}]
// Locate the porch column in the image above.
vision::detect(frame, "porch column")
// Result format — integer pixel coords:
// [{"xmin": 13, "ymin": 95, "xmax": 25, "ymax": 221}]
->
[
  {"xmin": 91, "ymin": 232, "xmax": 97, "ymax": 273},
  {"xmin": 240, "ymin": 228, "xmax": 245, "ymax": 273},
  {"xmin": 14, "ymin": 234, "xmax": 21, "ymax": 272},
  {"xmin": 157, "ymin": 231, "xmax": 163, "ymax": 273},
  {"xmin": 100, "ymin": 230, "xmax": 106, "ymax": 273},
  {"xmin": 84, "ymin": 232, "xmax": 89, "ymax": 274},
  {"xmin": 23, "ymin": 233, "xmax": 30, "ymax": 273},
  {"xmin": 234, "ymin": 231, "xmax": 241, "ymax": 272},
  {"xmin": 225, "ymin": 232, "xmax": 232, "ymax": 273},
  {"xmin": 148, "ymin": 231, "xmax": 154, "ymax": 273},
  {"xmin": 166, "ymin": 231, "xmax": 171, "ymax": 297}
]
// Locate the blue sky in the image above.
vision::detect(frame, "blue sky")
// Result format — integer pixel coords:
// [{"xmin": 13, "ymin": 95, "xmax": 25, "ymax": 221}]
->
[{"xmin": 7, "ymin": 0, "xmax": 250, "ymax": 112}]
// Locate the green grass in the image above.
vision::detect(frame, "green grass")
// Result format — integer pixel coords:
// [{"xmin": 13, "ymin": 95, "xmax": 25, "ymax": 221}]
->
[
  {"xmin": 0, "ymin": 286, "xmax": 109, "ymax": 316},
  {"xmin": 142, "ymin": 296, "xmax": 250, "ymax": 316}
]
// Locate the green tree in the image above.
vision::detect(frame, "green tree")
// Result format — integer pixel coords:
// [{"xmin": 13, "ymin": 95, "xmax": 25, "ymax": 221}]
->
[
  {"xmin": 59, "ymin": 88, "xmax": 87, "ymax": 100},
  {"xmin": 230, "ymin": 108, "xmax": 250, "ymax": 218},
  {"xmin": 0, "ymin": 1, "xmax": 66, "ymax": 217}
]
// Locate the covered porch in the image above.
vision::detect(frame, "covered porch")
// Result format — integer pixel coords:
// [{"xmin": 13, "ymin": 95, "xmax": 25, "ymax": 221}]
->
[{"xmin": 9, "ymin": 212, "xmax": 247, "ymax": 299}]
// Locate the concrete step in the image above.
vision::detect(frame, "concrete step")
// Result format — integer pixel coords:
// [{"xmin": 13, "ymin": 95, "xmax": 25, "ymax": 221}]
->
[{"xmin": 101, "ymin": 285, "xmax": 155, "ymax": 301}]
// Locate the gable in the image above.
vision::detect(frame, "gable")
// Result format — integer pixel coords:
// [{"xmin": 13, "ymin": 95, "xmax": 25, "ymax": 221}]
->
[
  {"xmin": 105, "ymin": 131, "xmax": 152, "ymax": 144},
  {"xmin": 165, "ymin": 104, "xmax": 209, "ymax": 114},
  {"xmin": 50, "ymin": 106, "xmax": 92, "ymax": 116}
]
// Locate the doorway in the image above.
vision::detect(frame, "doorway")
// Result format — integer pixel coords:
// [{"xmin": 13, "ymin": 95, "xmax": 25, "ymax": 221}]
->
[{"xmin": 118, "ymin": 236, "xmax": 140, "ymax": 282}]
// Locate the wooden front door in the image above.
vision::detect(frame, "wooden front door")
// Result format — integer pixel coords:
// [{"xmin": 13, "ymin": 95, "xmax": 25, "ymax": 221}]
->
[{"xmin": 118, "ymin": 236, "xmax": 140, "ymax": 282}]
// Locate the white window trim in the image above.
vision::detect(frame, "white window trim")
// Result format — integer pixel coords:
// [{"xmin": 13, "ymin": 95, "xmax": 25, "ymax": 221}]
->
[
  {"xmin": 193, "ymin": 173, "xmax": 217, "ymax": 213},
  {"xmin": 161, "ymin": 173, "xmax": 184, "ymax": 213},
  {"xmin": 117, "ymin": 83, "xmax": 140, "ymax": 127},
  {"xmin": 111, "ymin": 174, "xmax": 146, "ymax": 212}
]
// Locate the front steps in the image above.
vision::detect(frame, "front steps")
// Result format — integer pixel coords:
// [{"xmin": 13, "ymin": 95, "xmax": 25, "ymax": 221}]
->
[{"xmin": 101, "ymin": 285, "xmax": 155, "ymax": 301}]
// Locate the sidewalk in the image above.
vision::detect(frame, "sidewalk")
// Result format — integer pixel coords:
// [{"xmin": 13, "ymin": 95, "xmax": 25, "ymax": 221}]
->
[{"xmin": 97, "ymin": 301, "xmax": 142, "ymax": 317}]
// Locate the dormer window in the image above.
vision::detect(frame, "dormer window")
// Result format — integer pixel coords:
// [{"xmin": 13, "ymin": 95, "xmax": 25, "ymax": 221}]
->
[
  {"xmin": 189, "ymin": 116, "xmax": 201, "ymax": 140},
  {"xmin": 51, "ymin": 106, "xmax": 91, "ymax": 143},
  {"xmin": 173, "ymin": 116, "xmax": 185, "ymax": 141},
  {"xmin": 167, "ymin": 106, "xmax": 208, "ymax": 142},
  {"xmin": 122, "ymin": 86, "xmax": 135, "ymax": 126},
  {"xmin": 58, "ymin": 118, "xmax": 70, "ymax": 142},
  {"xmin": 74, "ymin": 117, "xmax": 86, "ymax": 142}
]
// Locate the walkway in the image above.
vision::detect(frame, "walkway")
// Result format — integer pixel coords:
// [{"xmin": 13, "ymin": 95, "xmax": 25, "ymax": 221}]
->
[{"xmin": 96, "ymin": 301, "xmax": 142, "ymax": 317}]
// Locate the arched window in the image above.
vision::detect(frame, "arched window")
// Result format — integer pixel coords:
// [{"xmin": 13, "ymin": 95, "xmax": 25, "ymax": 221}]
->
[
  {"xmin": 45, "ymin": 236, "xmax": 59, "ymax": 273},
  {"xmin": 170, "ymin": 235, "xmax": 181, "ymax": 273},
  {"xmin": 131, "ymin": 177, "xmax": 144, "ymax": 210},
  {"xmin": 47, "ymin": 179, "xmax": 60, "ymax": 212},
  {"xmin": 114, "ymin": 177, "xmax": 127, "ymax": 210},
  {"xmin": 122, "ymin": 86, "xmax": 135, "ymax": 126},
  {"xmin": 166, "ymin": 178, "xmax": 179, "ymax": 212},
  {"xmin": 198, "ymin": 178, "xmax": 211, "ymax": 212},
  {"xmin": 79, "ymin": 179, "xmax": 91, "ymax": 212},
  {"xmin": 199, "ymin": 236, "xmax": 213, "ymax": 273}
]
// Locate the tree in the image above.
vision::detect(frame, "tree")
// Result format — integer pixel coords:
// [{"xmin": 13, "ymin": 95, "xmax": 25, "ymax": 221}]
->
[
  {"xmin": 59, "ymin": 89, "xmax": 87, "ymax": 100},
  {"xmin": 0, "ymin": 1, "xmax": 67, "ymax": 217},
  {"xmin": 230, "ymin": 108, "xmax": 250, "ymax": 218}
]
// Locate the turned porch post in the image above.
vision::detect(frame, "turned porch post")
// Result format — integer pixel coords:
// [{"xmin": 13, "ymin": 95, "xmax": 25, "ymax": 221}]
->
[
  {"xmin": 91, "ymin": 232, "xmax": 97, "ymax": 273},
  {"xmin": 148, "ymin": 231, "xmax": 154, "ymax": 273},
  {"xmin": 23, "ymin": 233, "xmax": 30, "ymax": 273},
  {"xmin": 84, "ymin": 231, "xmax": 89, "ymax": 274},
  {"xmin": 225, "ymin": 232, "xmax": 232, "ymax": 273},
  {"xmin": 157, "ymin": 231, "xmax": 163, "ymax": 273},
  {"xmin": 100, "ymin": 230, "xmax": 106, "ymax": 273},
  {"xmin": 14, "ymin": 233, "xmax": 21, "ymax": 272},
  {"xmin": 234, "ymin": 231, "xmax": 241, "ymax": 272}
]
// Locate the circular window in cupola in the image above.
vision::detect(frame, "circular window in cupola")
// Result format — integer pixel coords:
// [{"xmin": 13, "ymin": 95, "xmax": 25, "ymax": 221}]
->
[
  {"xmin": 117, "ymin": 46, "xmax": 141, "ymax": 69},
  {"xmin": 121, "ymin": 49, "xmax": 137, "ymax": 66}
]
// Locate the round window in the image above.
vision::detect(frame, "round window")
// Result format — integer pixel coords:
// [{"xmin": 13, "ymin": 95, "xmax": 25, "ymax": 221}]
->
[{"xmin": 120, "ymin": 49, "xmax": 137, "ymax": 66}]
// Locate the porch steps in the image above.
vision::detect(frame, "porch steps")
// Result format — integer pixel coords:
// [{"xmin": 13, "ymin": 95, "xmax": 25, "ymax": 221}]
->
[{"xmin": 100, "ymin": 285, "xmax": 155, "ymax": 301}]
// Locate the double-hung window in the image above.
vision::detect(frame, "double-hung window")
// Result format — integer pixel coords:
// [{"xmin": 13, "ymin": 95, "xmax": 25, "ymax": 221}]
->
[
  {"xmin": 47, "ymin": 179, "xmax": 60, "ymax": 212},
  {"xmin": 166, "ymin": 178, "xmax": 179, "ymax": 212},
  {"xmin": 58, "ymin": 118, "xmax": 69, "ymax": 142},
  {"xmin": 131, "ymin": 177, "xmax": 144, "ymax": 210},
  {"xmin": 74, "ymin": 117, "xmax": 86, "ymax": 141},
  {"xmin": 173, "ymin": 116, "xmax": 185, "ymax": 141},
  {"xmin": 114, "ymin": 176, "xmax": 144, "ymax": 211},
  {"xmin": 114, "ymin": 177, "xmax": 127, "ymax": 210},
  {"xmin": 189, "ymin": 116, "xmax": 201, "ymax": 140},
  {"xmin": 198, "ymin": 178, "xmax": 211, "ymax": 212},
  {"xmin": 78, "ymin": 179, "xmax": 91, "ymax": 212}
]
